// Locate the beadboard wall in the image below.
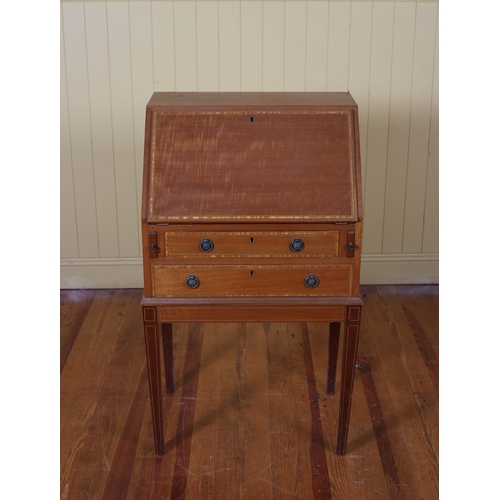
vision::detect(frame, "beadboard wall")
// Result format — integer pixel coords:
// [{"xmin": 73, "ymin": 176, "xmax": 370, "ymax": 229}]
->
[{"xmin": 60, "ymin": 0, "xmax": 438, "ymax": 288}]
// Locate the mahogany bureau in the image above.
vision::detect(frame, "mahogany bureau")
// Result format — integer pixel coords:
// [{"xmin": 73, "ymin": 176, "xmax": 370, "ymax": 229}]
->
[{"xmin": 141, "ymin": 92, "xmax": 363, "ymax": 456}]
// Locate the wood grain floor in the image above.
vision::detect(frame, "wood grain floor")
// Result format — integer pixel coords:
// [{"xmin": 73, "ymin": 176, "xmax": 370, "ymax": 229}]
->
[{"xmin": 61, "ymin": 285, "xmax": 438, "ymax": 499}]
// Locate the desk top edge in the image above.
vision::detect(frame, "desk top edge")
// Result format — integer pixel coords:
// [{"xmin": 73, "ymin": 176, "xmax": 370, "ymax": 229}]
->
[{"xmin": 146, "ymin": 92, "xmax": 358, "ymax": 110}]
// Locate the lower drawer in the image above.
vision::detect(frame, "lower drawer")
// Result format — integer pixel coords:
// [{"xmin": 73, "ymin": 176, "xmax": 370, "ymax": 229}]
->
[{"xmin": 151, "ymin": 265, "xmax": 352, "ymax": 297}]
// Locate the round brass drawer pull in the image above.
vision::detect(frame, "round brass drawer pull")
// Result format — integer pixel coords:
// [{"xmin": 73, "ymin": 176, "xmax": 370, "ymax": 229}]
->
[
  {"xmin": 199, "ymin": 238, "xmax": 214, "ymax": 252},
  {"xmin": 185, "ymin": 275, "xmax": 200, "ymax": 289},
  {"xmin": 290, "ymin": 238, "xmax": 305, "ymax": 252},
  {"xmin": 304, "ymin": 274, "xmax": 319, "ymax": 288}
]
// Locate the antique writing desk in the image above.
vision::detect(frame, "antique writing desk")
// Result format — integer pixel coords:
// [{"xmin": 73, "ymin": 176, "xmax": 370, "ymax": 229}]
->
[{"xmin": 141, "ymin": 92, "xmax": 363, "ymax": 456}]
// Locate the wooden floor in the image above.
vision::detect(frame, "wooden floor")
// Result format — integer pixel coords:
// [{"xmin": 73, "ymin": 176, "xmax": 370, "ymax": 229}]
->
[{"xmin": 61, "ymin": 285, "xmax": 438, "ymax": 500}]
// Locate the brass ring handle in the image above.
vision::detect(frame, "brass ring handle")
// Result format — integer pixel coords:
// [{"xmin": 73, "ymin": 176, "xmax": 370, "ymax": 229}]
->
[
  {"xmin": 199, "ymin": 238, "xmax": 214, "ymax": 252},
  {"xmin": 304, "ymin": 274, "xmax": 319, "ymax": 288},
  {"xmin": 290, "ymin": 238, "xmax": 305, "ymax": 252},
  {"xmin": 185, "ymin": 275, "xmax": 200, "ymax": 289}
]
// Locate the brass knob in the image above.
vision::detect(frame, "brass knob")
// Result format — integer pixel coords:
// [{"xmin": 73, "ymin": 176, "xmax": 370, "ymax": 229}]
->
[
  {"xmin": 304, "ymin": 275, "xmax": 319, "ymax": 288},
  {"xmin": 199, "ymin": 238, "xmax": 214, "ymax": 252},
  {"xmin": 290, "ymin": 238, "xmax": 305, "ymax": 252},
  {"xmin": 185, "ymin": 276, "xmax": 200, "ymax": 289}
]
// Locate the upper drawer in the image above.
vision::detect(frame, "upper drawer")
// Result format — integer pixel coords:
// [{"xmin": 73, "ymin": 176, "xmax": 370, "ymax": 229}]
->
[{"xmin": 165, "ymin": 231, "xmax": 339, "ymax": 258}]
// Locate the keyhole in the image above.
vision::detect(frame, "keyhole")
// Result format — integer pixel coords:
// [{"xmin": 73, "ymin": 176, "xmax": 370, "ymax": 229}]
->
[
  {"xmin": 250, "ymin": 237, "xmax": 254, "ymax": 243},
  {"xmin": 250, "ymin": 116, "xmax": 254, "ymax": 122},
  {"xmin": 250, "ymin": 271, "xmax": 254, "ymax": 277}
]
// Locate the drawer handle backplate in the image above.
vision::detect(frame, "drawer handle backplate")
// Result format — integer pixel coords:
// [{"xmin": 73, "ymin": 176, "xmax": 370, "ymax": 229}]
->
[
  {"xmin": 290, "ymin": 238, "xmax": 305, "ymax": 252},
  {"xmin": 199, "ymin": 238, "xmax": 214, "ymax": 252},
  {"xmin": 304, "ymin": 274, "xmax": 319, "ymax": 288},
  {"xmin": 185, "ymin": 275, "xmax": 200, "ymax": 289}
]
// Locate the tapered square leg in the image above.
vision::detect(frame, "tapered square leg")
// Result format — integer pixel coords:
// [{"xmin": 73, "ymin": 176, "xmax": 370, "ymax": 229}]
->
[
  {"xmin": 143, "ymin": 306, "xmax": 164, "ymax": 455},
  {"xmin": 161, "ymin": 322, "xmax": 174, "ymax": 393},
  {"xmin": 327, "ymin": 322, "xmax": 341, "ymax": 394},
  {"xmin": 336, "ymin": 305, "xmax": 362, "ymax": 455}
]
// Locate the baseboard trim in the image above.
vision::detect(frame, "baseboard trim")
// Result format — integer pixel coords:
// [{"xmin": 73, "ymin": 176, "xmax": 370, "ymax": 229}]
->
[
  {"xmin": 360, "ymin": 253, "xmax": 438, "ymax": 284},
  {"xmin": 60, "ymin": 258, "xmax": 144, "ymax": 289},
  {"xmin": 60, "ymin": 253, "xmax": 438, "ymax": 289}
]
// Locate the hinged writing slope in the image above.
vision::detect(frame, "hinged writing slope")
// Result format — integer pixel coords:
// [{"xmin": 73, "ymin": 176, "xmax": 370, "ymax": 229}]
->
[{"xmin": 145, "ymin": 93, "xmax": 361, "ymax": 223}]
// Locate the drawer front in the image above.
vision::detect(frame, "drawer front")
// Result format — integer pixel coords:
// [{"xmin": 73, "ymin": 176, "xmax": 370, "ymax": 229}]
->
[
  {"xmin": 151, "ymin": 265, "xmax": 352, "ymax": 297},
  {"xmin": 165, "ymin": 232, "xmax": 339, "ymax": 258}
]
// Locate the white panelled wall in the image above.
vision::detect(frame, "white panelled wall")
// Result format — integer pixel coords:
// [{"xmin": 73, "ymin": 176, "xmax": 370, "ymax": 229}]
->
[{"xmin": 60, "ymin": 0, "xmax": 438, "ymax": 288}]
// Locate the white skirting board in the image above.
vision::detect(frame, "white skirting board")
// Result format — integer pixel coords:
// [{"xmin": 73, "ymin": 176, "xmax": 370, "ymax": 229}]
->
[
  {"xmin": 60, "ymin": 254, "xmax": 438, "ymax": 289},
  {"xmin": 360, "ymin": 253, "xmax": 438, "ymax": 285}
]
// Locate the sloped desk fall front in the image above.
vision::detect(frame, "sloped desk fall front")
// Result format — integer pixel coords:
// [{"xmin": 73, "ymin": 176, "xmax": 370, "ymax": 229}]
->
[{"xmin": 141, "ymin": 92, "xmax": 363, "ymax": 456}]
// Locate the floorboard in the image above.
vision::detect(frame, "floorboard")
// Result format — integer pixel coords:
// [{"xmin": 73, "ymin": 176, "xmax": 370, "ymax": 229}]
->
[{"xmin": 61, "ymin": 285, "xmax": 439, "ymax": 499}]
